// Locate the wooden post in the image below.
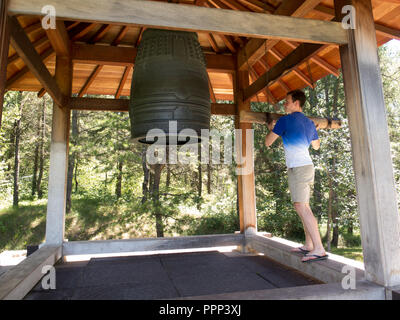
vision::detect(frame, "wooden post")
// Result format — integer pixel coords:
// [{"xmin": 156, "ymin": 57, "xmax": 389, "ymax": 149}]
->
[
  {"xmin": 45, "ymin": 55, "xmax": 72, "ymax": 246},
  {"xmin": 234, "ymin": 69, "xmax": 257, "ymax": 235},
  {"xmin": 0, "ymin": 0, "xmax": 10, "ymax": 129},
  {"xmin": 335, "ymin": 0, "xmax": 400, "ymax": 287}
]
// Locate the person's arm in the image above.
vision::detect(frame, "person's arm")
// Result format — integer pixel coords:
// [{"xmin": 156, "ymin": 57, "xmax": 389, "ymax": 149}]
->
[
  {"xmin": 265, "ymin": 131, "xmax": 279, "ymax": 147},
  {"xmin": 265, "ymin": 119, "xmax": 279, "ymax": 147},
  {"xmin": 311, "ymin": 139, "xmax": 320, "ymax": 150}
]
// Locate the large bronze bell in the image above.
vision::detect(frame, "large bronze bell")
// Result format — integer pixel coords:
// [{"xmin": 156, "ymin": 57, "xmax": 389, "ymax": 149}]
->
[{"xmin": 129, "ymin": 29, "xmax": 211, "ymax": 145}]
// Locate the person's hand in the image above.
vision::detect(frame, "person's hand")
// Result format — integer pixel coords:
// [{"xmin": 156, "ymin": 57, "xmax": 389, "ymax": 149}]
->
[{"xmin": 267, "ymin": 120, "xmax": 276, "ymax": 131}]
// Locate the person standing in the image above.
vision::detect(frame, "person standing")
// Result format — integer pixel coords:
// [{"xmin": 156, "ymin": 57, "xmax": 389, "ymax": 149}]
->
[{"xmin": 265, "ymin": 90, "xmax": 327, "ymax": 262}]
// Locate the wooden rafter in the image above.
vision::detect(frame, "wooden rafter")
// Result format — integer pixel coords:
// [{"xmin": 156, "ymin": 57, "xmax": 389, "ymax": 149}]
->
[
  {"xmin": 207, "ymin": 72, "xmax": 217, "ymax": 103},
  {"xmin": 78, "ymin": 65, "xmax": 103, "ymax": 97},
  {"xmin": 8, "ymin": 0, "xmax": 347, "ymax": 45},
  {"xmin": 206, "ymin": 33, "xmax": 220, "ymax": 53},
  {"xmin": 112, "ymin": 26, "xmax": 128, "ymax": 46},
  {"xmin": 219, "ymin": 0, "xmax": 250, "ymax": 11},
  {"xmin": 257, "ymin": 57, "xmax": 291, "ymax": 94},
  {"xmin": 237, "ymin": 0, "xmax": 324, "ymax": 71},
  {"xmin": 269, "ymin": 47, "xmax": 314, "ymax": 88},
  {"xmin": 282, "ymin": 40, "xmax": 339, "ymax": 77},
  {"xmin": 9, "ymin": 16, "xmax": 65, "ymax": 106},
  {"xmin": 243, "ymin": 43, "xmax": 325, "ymax": 102},
  {"xmin": 115, "ymin": 65, "xmax": 131, "ymax": 99},
  {"xmin": 71, "ymin": 23, "xmax": 97, "ymax": 41},
  {"xmin": 88, "ymin": 24, "xmax": 112, "ymax": 44},
  {"xmin": 7, "ymin": 48, "xmax": 54, "ymax": 89},
  {"xmin": 238, "ymin": 0, "xmax": 275, "ymax": 13}
]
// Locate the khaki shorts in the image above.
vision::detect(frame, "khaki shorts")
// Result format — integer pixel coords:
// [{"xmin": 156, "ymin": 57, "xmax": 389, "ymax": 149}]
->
[{"xmin": 287, "ymin": 164, "xmax": 315, "ymax": 203}]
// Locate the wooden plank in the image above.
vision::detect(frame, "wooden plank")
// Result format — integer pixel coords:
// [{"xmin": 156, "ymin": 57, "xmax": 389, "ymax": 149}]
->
[
  {"xmin": 45, "ymin": 20, "xmax": 71, "ymax": 56},
  {"xmin": 0, "ymin": 0, "xmax": 10, "ymax": 130},
  {"xmin": 9, "ymin": 16, "xmax": 65, "ymax": 106},
  {"xmin": 237, "ymin": 0, "xmax": 324, "ymax": 71},
  {"xmin": 8, "ymin": 0, "xmax": 347, "ymax": 45},
  {"xmin": 240, "ymin": 110, "xmax": 342, "ymax": 129},
  {"xmin": 334, "ymin": 0, "xmax": 400, "ymax": 287},
  {"xmin": 0, "ymin": 245, "xmax": 62, "ymax": 300},
  {"xmin": 211, "ymin": 102, "xmax": 235, "ymax": 115},
  {"xmin": 243, "ymin": 43, "xmax": 324, "ymax": 102}
]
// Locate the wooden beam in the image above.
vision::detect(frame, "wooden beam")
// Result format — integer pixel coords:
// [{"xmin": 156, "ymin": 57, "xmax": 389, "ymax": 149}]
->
[
  {"xmin": 0, "ymin": 0, "xmax": 10, "ymax": 130},
  {"xmin": 237, "ymin": 0, "xmax": 324, "ymax": 71},
  {"xmin": 207, "ymin": 73, "xmax": 217, "ymax": 103},
  {"xmin": 243, "ymin": 43, "xmax": 324, "ymax": 102},
  {"xmin": 0, "ymin": 1, "xmax": 10, "ymax": 130},
  {"xmin": 206, "ymin": 33, "xmax": 220, "ymax": 53},
  {"xmin": 334, "ymin": 0, "xmax": 400, "ymax": 287},
  {"xmin": 234, "ymin": 68, "xmax": 257, "ymax": 235},
  {"xmin": 88, "ymin": 24, "xmax": 112, "ymax": 44},
  {"xmin": 8, "ymin": 0, "xmax": 347, "ymax": 45},
  {"xmin": 71, "ymin": 43, "xmax": 235, "ymax": 73},
  {"xmin": 240, "ymin": 110, "xmax": 342, "ymax": 129},
  {"xmin": 8, "ymin": 17, "xmax": 65, "ymax": 105},
  {"xmin": 45, "ymin": 20, "xmax": 71, "ymax": 56},
  {"xmin": 68, "ymin": 97, "xmax": 236, "ymax": 115}
]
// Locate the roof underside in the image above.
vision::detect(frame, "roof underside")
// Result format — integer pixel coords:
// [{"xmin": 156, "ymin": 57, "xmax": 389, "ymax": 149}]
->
[{"xmin": 5, "ymin": 0, "xmax": 400, "ymax": 103}]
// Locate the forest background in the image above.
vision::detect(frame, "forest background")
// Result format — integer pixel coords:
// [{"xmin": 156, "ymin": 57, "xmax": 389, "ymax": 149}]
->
[{"xmin": 1, "ymin": 41, "xmax": 399, "ymax": 262}]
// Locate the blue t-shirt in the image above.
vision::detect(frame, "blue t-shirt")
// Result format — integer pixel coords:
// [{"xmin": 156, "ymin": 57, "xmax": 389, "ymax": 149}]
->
[{"xmin": 272, "ymin": 112, "xmax": 318, "ymax": 168}]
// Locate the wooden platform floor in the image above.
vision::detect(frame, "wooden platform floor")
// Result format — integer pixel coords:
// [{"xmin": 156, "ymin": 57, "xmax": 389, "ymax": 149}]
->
[{"xmin": 24, "ymin": 250, "xmax": 321, "ymax": 300}]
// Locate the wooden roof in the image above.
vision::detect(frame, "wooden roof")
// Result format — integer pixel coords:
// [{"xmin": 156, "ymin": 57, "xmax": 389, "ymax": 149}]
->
[{"xmin": 5, "ymin": 0, "xmax": 400, "ymax": 104}]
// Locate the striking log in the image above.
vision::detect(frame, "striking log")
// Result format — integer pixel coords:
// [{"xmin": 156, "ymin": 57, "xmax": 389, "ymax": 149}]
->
[{"xmin": 240, "ymin": 110, "xmax": 342, "ymax": 129}]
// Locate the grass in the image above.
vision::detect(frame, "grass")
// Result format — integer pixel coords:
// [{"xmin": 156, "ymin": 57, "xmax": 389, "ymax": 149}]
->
[{"xmin": 0, "ymin": 196, "xmax": 364, "ymax": 264}]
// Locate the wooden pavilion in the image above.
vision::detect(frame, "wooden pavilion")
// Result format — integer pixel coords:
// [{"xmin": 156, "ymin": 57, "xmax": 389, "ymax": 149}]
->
[{"xmin": 0, "ymin": 0, "xmax": 400, "ymax": 300}]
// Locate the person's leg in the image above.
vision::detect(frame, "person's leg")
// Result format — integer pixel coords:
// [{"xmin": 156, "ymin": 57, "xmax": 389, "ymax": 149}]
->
[{"xmin": 294, "ymin": 202, "xmax": 325, "ymax": 257}]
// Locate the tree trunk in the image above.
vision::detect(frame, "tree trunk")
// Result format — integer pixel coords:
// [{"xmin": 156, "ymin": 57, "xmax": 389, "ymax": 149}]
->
[
  {"xmin": 141, "ymin": 146, "xmax": 149, "ymax": 203},
  {"xmin": 151, "ymin": 163, "xmax": 165, "ymax": 237},
  {"xmin": 13, "ymin": 92, "xmax": 23, "ymax": 207},
  {"xmin": 66, "ymin": 110, "xmax": 78, "ymax": 212},
  {"xmin": 207, "ymin": 164, "xmax": 211, "ymax": 194},
  {"xmin": 197, "ymin": 148, "xmax": 202, "ymax": 209},
  {"xmin": 115, "ymin": 159, "xmax": 123, "ymax": 199},
  {"xmin": 37, "ymin": 97, "xmax": 46, "ymax": 198},
  {"xmin": 31, "ymin": 105, "xmax": 41, "ymax": 197},
  {"xmin": 327, "ymin": 173, "xmax": 333, "ymax": 252},
  {"xmin": 330, "ymin": 77, "xmax": 340, "ymax": 247}
]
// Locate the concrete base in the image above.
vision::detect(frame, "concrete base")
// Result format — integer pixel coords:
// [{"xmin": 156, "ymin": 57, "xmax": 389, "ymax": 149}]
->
[{"xmin": 0, "ymin": 245, "xmax": 61, "ymax": 300}]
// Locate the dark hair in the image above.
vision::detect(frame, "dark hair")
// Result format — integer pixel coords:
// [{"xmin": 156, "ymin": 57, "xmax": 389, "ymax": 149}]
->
[{"xmin": 287, "ymin": 90, "xmax": 306, "ymax": 108}]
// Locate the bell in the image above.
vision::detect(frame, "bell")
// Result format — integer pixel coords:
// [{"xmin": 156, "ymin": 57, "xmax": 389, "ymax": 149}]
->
[{"xmin": 129, "ymin": 28, "xmax": 211, "ymax": 145}]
